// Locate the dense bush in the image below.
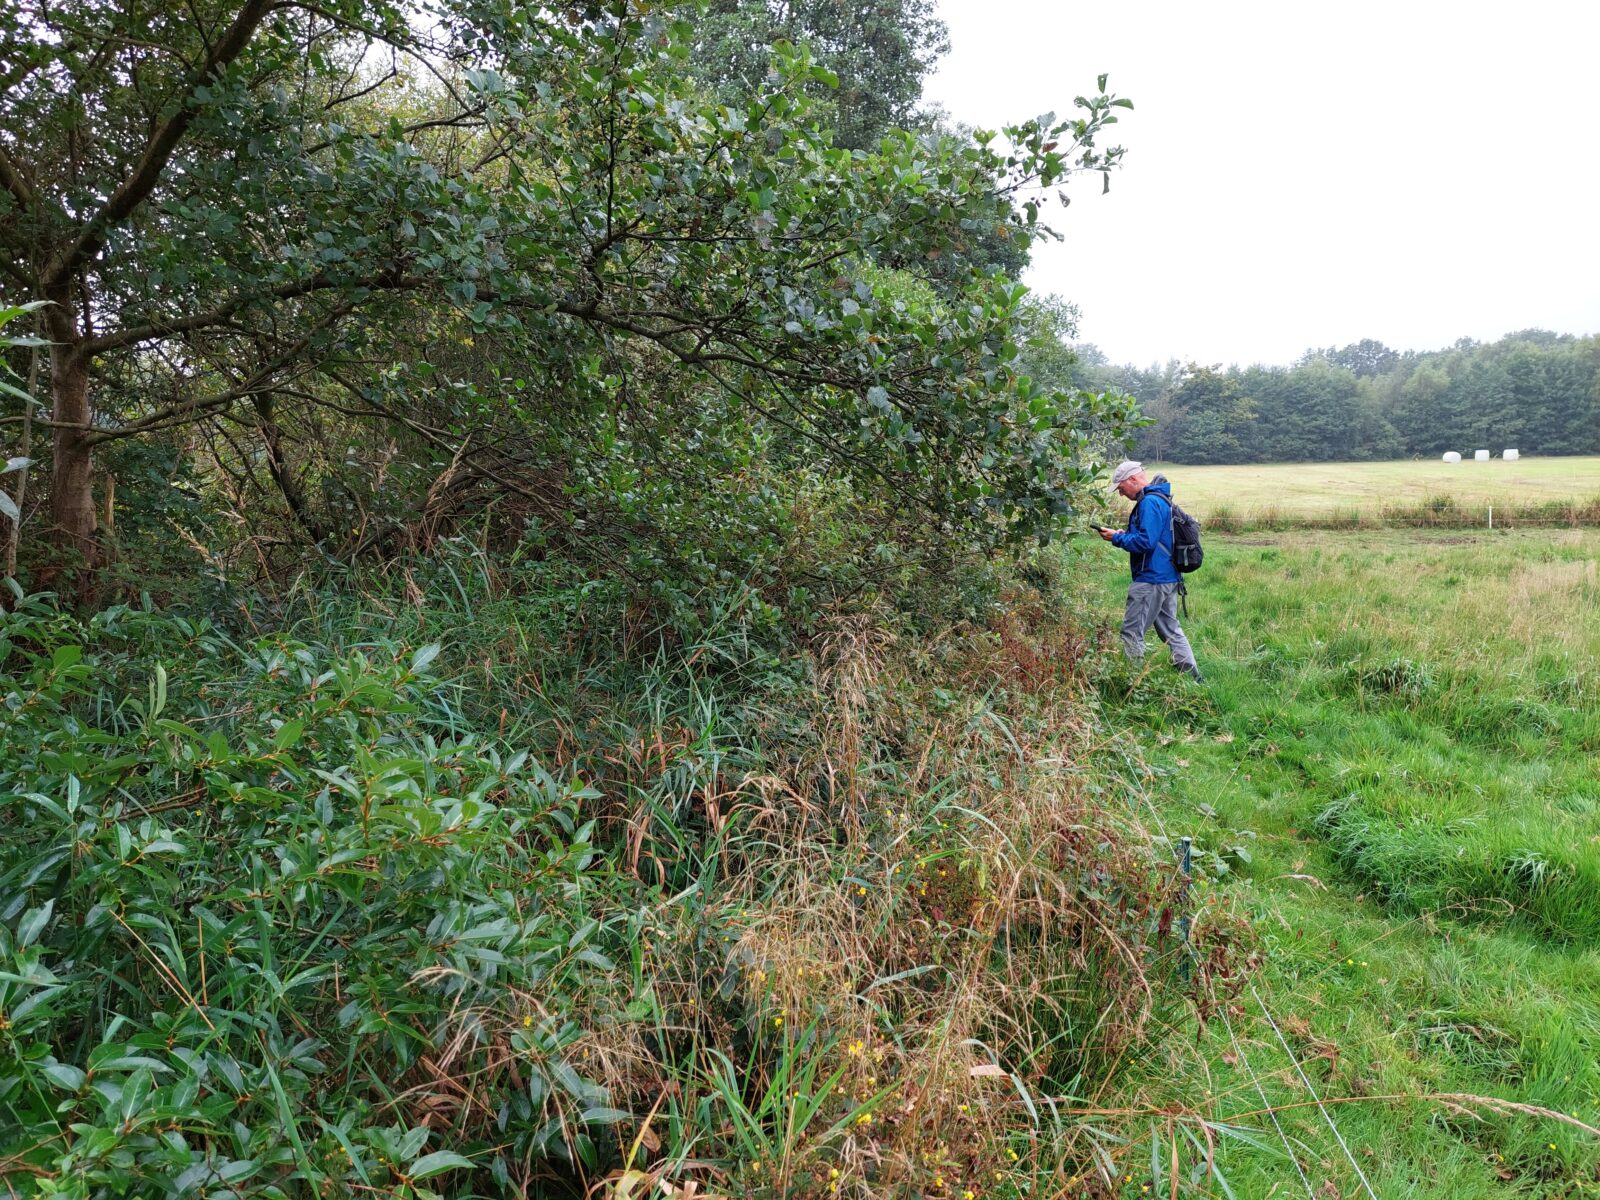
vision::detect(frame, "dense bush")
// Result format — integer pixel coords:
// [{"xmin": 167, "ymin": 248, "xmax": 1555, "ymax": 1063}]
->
[{"xmin": 0, "ymin": 590, "xmax": 638, "ymax": 1195}]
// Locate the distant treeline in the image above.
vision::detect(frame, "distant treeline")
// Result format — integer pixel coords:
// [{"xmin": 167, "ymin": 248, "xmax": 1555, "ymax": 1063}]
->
[{"xmin": 1072, "ymin": 331, "xmax": 1600, "ymax": 464}]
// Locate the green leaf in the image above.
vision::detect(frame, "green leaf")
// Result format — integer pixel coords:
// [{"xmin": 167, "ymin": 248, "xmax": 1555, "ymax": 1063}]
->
[
  {"xmin": 39, "ymin": 1061, "xmax": 86, "ymax": 1091},
  {"xmin": 407, "ymin": 1151, "xmax": 476, "ymax": 1180},
  {"xmin": 578, "ymin": 1106, "xmax": 632, "ymax": 1125},
  {"xmin": 17, "ymin": 900, "xmax": 52, "ymax": 948},
  {"xmin": 120, "ymin": 1067, "xmax": 153, "ymax": 1123},
  {"xmin": 0, "ymin": 491, "xmax": 16, "ymax": 522}
]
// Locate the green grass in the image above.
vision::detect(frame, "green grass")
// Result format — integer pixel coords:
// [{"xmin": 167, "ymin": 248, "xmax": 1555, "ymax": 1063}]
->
[
  {"xmin": 1093, "ymin": 529, "xmax": 1600, "ymax": 1197},
  {"xmin": 1142, "ymin": 457, "xmax": 1600, "ymax": 525}
]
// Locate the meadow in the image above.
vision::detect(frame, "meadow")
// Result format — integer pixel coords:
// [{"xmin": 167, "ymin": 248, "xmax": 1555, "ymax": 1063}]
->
[
  {"xmin": 1146, "ymin": 457, "xmax": 1600, "ymax": 528},
  {"xmin": 1091, "ymin": 527, "xmax": 1600, "ymax": 1197}
]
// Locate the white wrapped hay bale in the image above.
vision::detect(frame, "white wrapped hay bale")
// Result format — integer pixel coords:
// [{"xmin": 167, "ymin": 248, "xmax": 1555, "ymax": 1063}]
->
[
  {"xmin": 1474, "ymin": 449, "xmax": 1490, "ymax": 461},
  {"xmin": 1442, "ymin": 451, "xmax": 1462, "ymax": 463},
  {"xmin": 1503, "ymin": 448, "xmax": 1520, "ymax": 461}
]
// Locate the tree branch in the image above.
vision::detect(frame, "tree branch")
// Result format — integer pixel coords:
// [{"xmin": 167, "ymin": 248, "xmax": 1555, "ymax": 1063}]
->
[
  {"xmin": 42, "ymin": 0, "xmax": 279, "ymax": 292},
  {"xmin": 81, "ymin": 307, "xmax": 346, "ymax": 445},
  {"xmin": 77, "ymin": 269, "xmax": 426, "ymax": 358},
  {"xmin": 0, "ymin": 140, "xmax": 39, "ymax": 213}
]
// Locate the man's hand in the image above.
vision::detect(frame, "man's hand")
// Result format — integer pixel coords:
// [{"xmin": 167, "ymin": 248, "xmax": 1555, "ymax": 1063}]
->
[{"xmin": 1098, "ymin": 526, "xmax": 1115, "ymax": 541}]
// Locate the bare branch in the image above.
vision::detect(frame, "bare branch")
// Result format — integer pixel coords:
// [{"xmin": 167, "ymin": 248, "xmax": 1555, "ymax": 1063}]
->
[
  {"xmin": 81, "ymin": 305, "xmax": 349, "ymax": 444},
  {"xmin": 77, "ymin": 269, "xmax": 426, "ymax": 358}
]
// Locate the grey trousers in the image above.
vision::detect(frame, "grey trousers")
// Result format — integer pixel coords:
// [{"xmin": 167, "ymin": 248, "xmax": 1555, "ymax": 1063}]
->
[{"xmin": 1122, "ymin": 582, "xmax": 1198, "ymax": 670}]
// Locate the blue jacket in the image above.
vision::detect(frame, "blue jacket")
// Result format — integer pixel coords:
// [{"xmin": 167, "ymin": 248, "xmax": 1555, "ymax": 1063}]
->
[{"xmin": 1111, "ymin": 477, "xmax": 1180, "ymax": 584}]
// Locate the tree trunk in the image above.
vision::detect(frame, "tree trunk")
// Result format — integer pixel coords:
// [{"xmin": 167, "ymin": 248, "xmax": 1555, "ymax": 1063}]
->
[
  {"xmin": 253, "ymin": 392, "xmax": 328, "ymax": 544},
  {"xmin": 49, "ymin": 347, "xmax": 99, "ymax": 568},
  {"xmin": 39, "ymin": 285, "xmax": 102, "ymax": 598}
]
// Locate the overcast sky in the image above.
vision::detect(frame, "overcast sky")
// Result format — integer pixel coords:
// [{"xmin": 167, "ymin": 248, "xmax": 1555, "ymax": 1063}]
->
[{"xmin": 922, "ymin": 0, "xmax": 1600, "ymax": 368}]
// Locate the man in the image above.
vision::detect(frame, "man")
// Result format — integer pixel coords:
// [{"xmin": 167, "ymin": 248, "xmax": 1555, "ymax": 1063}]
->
[{"xmin": 1098, "ymin": 460, "xmax": 1203, "ymax": 681}]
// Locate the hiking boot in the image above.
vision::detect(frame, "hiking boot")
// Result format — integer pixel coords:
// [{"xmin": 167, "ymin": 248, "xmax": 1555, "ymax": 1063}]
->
[{"xmin": 1177, "ymin": 663, "xmax": 1205, "ymax": 684}]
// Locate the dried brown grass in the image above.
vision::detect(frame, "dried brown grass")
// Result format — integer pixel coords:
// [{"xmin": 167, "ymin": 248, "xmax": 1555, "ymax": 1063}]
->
[{"xmin": 567, "ymin": 589, "xmax": 1255, "ymax": 1198}]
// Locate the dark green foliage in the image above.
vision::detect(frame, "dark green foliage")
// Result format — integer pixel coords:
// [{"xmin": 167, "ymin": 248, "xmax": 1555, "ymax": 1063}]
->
[
  {"xmin": 0, "ymin": 592, "xmax": 637, "ymax": 1193},
  {"xmin": 1163, "ymin": 366, "xmax": 1256, "ymax": 465},
  {"xmin": 0, "ymin": 543, "xmax": 1242, "ymax": 1196},
  {"xmin": 1076, "ymin": 330, "xmax": 1600, "ymax": 464},
  {"xmin": 2, "ymin": 0, "xmax": 1136, "ymax": 588}
]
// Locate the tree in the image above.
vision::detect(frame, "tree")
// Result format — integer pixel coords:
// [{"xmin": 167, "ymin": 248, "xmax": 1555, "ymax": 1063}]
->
[
  {"xmin": 2, "ymin": 1, "xmax": 1136, "ymax": 592},
  {"xmin": 1245, "ymin": 360, "xmax": 1364, "ymax": 460},
  {"xmin": 1392, "ymin": 362, "xmax": 1452, "ymax": 452},
  {"xmin": 1165, "ymin": 365, "xmax": 1254, "ymax": 464},
  {"xmin": 684, "ymin": 0, "xmax": 949, "ymax": 150},
  {"xmin": 1301, "ymin": 338, "xmax": 1398, "ymax": 380}
]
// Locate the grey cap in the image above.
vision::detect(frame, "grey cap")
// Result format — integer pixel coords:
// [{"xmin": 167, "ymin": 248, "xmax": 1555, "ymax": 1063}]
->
[{"xmin": 1111, "ymin": 460, "xmax": 1143, "ymax": 488}]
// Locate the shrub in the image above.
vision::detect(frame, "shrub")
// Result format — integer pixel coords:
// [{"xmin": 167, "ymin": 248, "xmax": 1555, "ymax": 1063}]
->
[{"xmin": 0, "ymin": 593, "xmax": 638, "ymax": 1194}]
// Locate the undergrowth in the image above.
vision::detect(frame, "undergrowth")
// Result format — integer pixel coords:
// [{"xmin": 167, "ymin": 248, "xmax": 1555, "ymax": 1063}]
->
[{"xmin": 0, "ymin": 549, "xmax": 1253, "ymax": 1199}]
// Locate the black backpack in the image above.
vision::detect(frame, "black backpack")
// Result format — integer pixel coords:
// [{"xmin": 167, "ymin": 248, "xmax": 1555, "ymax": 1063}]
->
[
  {"xmin": 1170, "ymin": 502, "xmax": 1203, "ymax": 574},
  {"xmin": 1134, "ymin": 483, "xmax": 1204, "ymax": 575}
]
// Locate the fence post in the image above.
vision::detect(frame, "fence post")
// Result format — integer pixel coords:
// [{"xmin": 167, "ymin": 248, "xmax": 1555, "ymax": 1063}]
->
[{"xmin": 1178, "ymin": 835, "xmax": 1193, "ymax": 981}]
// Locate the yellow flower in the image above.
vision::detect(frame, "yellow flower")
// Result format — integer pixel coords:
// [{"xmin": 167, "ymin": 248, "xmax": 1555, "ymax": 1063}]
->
[
  {"xmin": 830, "ymin": 1169, "xmax": 840, "ymax": 1179},
  {"xmin": 857, "ymin": 1113, "xmax": 872, "ymax": 1126},
  {"xmin": 521, "ymin": 1015, "xmax": 533, "ymax": 1028},
  {"xmin": 773, "ymin": 1016, "xmax": 783, "ymax": 1027},
  {"xmin": 848, "ymin": 1039, "xmax": 864, "ymax": 1055},
  {"xmin": 1006, "ymin": 1149, "xmax": 1018, "ymax": 1161},
  {"xmin": 857, "ymin": 886, "xmax": 867, "ymax": 896}
]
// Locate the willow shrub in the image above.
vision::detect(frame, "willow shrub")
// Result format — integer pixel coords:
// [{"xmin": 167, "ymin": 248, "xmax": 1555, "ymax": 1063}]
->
[{"xmin": 0, "ymin": 591, "xmax": 639, "ymax": 1196}]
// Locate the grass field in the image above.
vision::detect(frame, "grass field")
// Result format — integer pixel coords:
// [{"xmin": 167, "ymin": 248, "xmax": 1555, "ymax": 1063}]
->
[
  {"xmin": 1143, "ymin": 457, "xmax": 1600, "ymax": 526},
  {"xmin": 1090, "ymin": 528, "xmax": 1600, "ymax": 1197}
]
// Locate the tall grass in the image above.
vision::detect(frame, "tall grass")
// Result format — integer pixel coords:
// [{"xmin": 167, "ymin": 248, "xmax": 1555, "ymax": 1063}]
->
[{"xmin": 1203, "ymin": 494, "xmax": 1600, "ymax": 533}]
